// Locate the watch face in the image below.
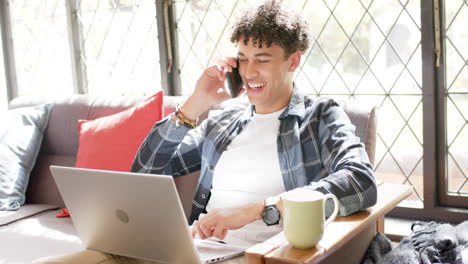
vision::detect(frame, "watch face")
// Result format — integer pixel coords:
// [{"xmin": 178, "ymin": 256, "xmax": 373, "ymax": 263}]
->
[{"xmin": 263, "ymin": 206, "xmax": 280, "ymax": 225}]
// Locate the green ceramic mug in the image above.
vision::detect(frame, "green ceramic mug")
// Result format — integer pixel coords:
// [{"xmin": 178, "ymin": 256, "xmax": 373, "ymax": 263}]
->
[{"xmin": 282, "ymin": 189, "xmax": 339, "ymax": 249}]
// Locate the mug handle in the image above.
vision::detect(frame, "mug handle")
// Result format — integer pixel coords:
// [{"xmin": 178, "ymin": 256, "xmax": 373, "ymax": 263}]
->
[{"xmin": 323, "ymin": 194, "xmax": 339, "ymax": 227}]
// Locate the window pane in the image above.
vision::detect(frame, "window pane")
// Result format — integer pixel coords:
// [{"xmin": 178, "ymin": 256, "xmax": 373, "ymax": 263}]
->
[
  {"xmin": 176, "ymin": 0, "xmax": 266, "ymax": 94},
  {"xmin": 77, "ymin": 0, "xmax": 161, "ymax": 96},
  {"xmin": 301, "ymin": 0, "xmax": 423, "ymax": 207},
  {"xmin": 8, "ymin": 0, "xmax": 74, "ymax": 97},
  {"xmin": 174, "ymin": 0, "xmax": 423, "ymax": 206},
  {"xmin": 445, "ymin": 1, "xmax": 468, "ymax": 196}
]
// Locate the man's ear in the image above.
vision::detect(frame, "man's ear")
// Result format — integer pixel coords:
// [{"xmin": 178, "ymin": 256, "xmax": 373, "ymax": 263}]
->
[{"xmin": 288, "ymin": 51, "xmax": 302, "ymax": 72}]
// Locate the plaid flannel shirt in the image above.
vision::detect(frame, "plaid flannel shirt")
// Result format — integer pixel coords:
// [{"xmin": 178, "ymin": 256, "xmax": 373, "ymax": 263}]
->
[{"xmin": 131, "ymin": 87, "xmax": 377, "ymax": 224}]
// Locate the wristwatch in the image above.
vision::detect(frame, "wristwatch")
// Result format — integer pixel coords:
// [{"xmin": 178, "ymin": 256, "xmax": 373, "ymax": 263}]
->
[{"xmin": 262, "ymin": 196, "xmax": 281, "ymax": 226}]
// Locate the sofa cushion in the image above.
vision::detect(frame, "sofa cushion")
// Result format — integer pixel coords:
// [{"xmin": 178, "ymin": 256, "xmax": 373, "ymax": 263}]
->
[
  {"xmin": 8, "ymin": 94, "xmax": 177, "ymax": 208},
  {"xmin": 0, "ymin": 204, "xmax": 58, "ymax": 226},
  {"xmin": 75, "ymin": 91, "xmax": 164, "ymax": 172},
  {"xmin": 0, "ymin": 104, "xmax": 53, "ymax": 210},
  {"xmin": 0, "ymin": 209, "xmax": 83, "ymax": 263}
]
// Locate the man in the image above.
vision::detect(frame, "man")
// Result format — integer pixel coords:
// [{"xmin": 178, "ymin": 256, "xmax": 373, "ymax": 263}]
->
[{"xmin": 132, "ymin": 0, "xmax": 377, "ymax": 246}]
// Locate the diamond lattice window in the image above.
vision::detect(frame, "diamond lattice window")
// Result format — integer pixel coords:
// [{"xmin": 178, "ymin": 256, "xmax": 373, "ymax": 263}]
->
[
  {"xmin": 7, "ymin": 0, "xmax": 75, "ymax": 97},
  {"xmin": 445, "ymin": 0, "xmax": 468, "ymax": 196},
  {"xmin": 77, "ymin": 0, "xmax": 161, "ymax": 96},
  {"xmin": 6, "ymin": 0, "xmax": 160, "ymax": 97},
  {"xmin": 296, "ymin": 0, "xmax": 423, "ymax": 206},
  {"xmin": 174, "ymin": 0, "xmax": 423, "ymax": 207},
  {"xmin": 174, "ymin": 0, "xmax": 251, "ymax": 94}
]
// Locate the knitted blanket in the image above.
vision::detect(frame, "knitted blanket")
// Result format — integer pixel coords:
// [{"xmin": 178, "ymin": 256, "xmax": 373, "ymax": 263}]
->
[{"xmin": 361, "ymin": 221, "xmax": 468, "ymax": 264}]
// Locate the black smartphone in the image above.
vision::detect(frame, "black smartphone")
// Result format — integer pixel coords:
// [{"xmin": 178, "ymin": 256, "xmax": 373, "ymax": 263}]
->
[{"xmin": 226, "ymin": 60, "xmax": 243, "ymax": 98}]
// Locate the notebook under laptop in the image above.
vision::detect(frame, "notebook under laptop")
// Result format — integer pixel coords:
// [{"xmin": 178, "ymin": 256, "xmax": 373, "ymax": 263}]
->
[{"xmin": 50, "ymin": 165, "xmax": 247, "ymax": 264}]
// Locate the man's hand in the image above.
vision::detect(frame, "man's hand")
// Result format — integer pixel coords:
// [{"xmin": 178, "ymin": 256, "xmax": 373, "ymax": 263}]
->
[
  {"xmin": 191, "ymin": 201, "xmax": 263, "ymax": 240},
  {"xmin": 179, "ymin": 57, "xmax": 244, "ymax": 121},
  {"xmin": 195, "ymin": 57, "xmax": 242, "ymax": 105}
]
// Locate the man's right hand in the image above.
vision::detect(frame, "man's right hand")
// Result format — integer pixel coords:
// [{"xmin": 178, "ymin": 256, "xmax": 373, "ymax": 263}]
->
[{"xmin": 178, "ymin": 57, "xmax": 243, "ymax": 121}]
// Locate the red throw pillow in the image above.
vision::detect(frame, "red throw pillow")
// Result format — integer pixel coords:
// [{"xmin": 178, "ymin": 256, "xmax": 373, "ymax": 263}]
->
[{"xmin": 75, "ymin": 91, "xmax": 164, "ymax": 172}]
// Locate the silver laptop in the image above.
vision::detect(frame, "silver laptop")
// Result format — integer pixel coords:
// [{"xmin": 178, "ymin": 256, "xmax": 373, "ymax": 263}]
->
[{"xmin": 50, "ymin": 165, "xmax": 247, "ymax": 264}]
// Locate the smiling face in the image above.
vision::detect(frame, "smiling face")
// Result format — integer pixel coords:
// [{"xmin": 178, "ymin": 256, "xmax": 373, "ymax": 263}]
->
[{"xmin": 237, "ymin": 37, "xmax": 301, "ymax": 114}]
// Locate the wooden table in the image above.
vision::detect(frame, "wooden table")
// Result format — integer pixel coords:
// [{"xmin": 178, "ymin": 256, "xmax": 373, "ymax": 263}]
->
[{"xmin": 244, "ymin": 183, "xmax": 412, "ymax": 264}]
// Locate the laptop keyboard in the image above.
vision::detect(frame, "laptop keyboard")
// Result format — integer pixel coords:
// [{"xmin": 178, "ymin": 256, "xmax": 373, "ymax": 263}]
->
[{"xmin": 194, "ymin": 239, "xmax": 245, "ymax": 260}]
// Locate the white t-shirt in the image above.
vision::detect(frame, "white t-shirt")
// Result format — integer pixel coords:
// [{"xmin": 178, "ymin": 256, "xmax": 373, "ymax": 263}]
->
[{"xmin": 205, "ymin": 107, "xmax": 286, "ymax": 247}]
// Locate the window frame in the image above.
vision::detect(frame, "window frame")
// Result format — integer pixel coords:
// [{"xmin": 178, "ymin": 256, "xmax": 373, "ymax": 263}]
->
[
  {"xmin": 0, "ymin": 0, "xmax": 17, "ymax": 102},
  {"xmin": 1, "ymin": 0, "xmax": 171, "ymax": 98},
  {"xmin": 156, "ymin": 0, "xmax": 181, "ymax": 96},
  {"xmin": 387, "ymin": 0, "xmax": 468, "ymax": 222},
  {"xmin": 436, "ymin": 0, "xmax": 468, "ymax": 210}
]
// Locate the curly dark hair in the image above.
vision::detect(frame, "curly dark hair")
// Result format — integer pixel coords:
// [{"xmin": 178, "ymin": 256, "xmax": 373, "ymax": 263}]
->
[{"xmin": 230, "ymin": 0, "xmax": 310, "ymax": 58}]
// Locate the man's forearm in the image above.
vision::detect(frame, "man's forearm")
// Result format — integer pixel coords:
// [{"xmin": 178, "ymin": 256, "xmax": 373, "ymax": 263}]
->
[
  {"xmin": 178, "ymin": 94, "xmax": 212, "ymax": 121},
  {"xmin": 131, "ymin": 116, "xmax": 191, "ymax": 174}
]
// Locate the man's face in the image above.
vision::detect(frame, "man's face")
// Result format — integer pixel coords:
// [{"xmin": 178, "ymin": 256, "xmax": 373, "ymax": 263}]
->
[{"xmin": 237, "ymin": 37, "xmax": 300, "ymax": 114}]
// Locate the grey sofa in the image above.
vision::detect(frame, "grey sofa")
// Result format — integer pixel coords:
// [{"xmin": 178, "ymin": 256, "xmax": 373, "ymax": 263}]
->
[{"xmin": 0, "ymin": 94, "xmax": 377, "ymax": 263}]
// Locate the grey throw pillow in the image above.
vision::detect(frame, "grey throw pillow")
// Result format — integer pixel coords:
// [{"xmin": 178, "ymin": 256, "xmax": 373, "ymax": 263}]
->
[{"xmin": 0, "ymin": 104, "xmax": 53, "ymax": 210}]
